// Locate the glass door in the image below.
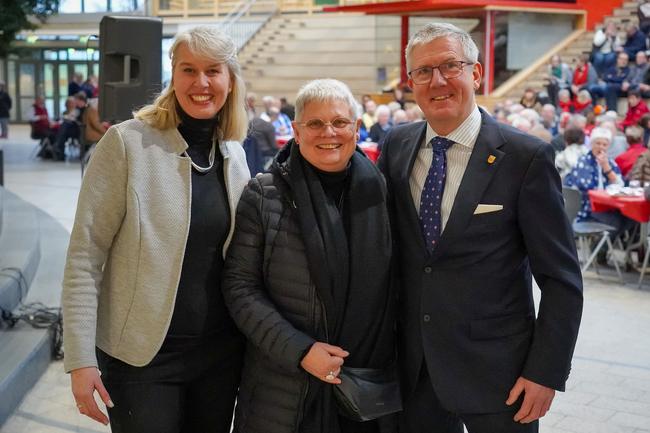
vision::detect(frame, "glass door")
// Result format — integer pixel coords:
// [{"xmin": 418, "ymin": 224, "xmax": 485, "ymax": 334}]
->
[
  {"xmin": 17, "ymin": 62, "xmax": 37, "ymax": 122},
  {"xmin": 58, "ymin": 63, "xmax": 69, "ymax": 115},
  {"xmin": 42, "ymin": 63, "xmax": 58, "ymax": 119}
]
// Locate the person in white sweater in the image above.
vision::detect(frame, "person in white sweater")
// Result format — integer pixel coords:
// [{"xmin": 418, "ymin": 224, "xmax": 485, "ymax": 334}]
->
[
  {"xmin": 61, "ymin": 26, "xmax": 250, "ymax": 432},
  {"xmin": 556, "ymin": 127, "xmax": 588, "ymax": 179}
]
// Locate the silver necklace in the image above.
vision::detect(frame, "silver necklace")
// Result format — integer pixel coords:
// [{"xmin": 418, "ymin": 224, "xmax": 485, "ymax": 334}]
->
[{"xmin": 183, "ymin": 139, "xmax": 216, "ymax": 173}]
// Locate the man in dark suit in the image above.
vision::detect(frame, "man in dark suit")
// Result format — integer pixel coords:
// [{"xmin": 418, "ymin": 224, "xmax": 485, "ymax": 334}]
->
[{"xmin": 378, "ymin": 23, "xmax": 583, "ymax": 433}]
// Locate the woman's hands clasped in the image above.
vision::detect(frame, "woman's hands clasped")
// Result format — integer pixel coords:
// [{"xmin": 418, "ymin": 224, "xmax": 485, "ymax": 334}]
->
[
  {"xmin": 70, "ymin": 367, "xmax": 114, "ymax": 425},
  {"xmin": 300, "ymin": 342, "xmax": 349, "ymax": 384}
]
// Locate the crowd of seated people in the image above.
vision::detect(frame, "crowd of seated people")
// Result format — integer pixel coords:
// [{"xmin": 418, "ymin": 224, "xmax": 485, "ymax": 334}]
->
[
  {"xmin": 31, "ymin": 83, "xmax": 109, "ymax": 161},
  {"xmin": 494, "ymin": 81, "xmax": 650, "ymax": 263},
  {"xmin": 51, "ymin": 92, "xmax": 88, "ymax": 160},
  {"xmin": 239, "ymin": 77, "xmax": 650, "ymax": 269},
  {"xmin": 241, "ymin": 89, "xmax": 424, "ymax": 175},
  {"xmin": 544, "ymin": 19, "xmax": 650, "ymax": 115}
]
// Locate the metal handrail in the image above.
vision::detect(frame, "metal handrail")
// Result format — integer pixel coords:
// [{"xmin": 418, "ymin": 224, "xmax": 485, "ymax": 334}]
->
[
  {"xmin": 219, "ymin": 0, "xmax": 256, "ymax": 33},
  {"xmin": 217, "ymin": 0, "xmax": 278, "ymax": 51}
]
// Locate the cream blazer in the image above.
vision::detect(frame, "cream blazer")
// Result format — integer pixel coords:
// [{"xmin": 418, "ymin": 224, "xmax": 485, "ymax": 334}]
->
[{"xmin": 62, "ymin": 119, "xmax": 250, "ymax": 372}]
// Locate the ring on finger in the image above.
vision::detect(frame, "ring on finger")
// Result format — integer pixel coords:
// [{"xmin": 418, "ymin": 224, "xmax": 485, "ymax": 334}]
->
[
  {"xmin": 325, "ymin": 371, "xmax": 336, "ymax": 381},
  {"xmin": 76, "ymin": 403, "xmax": 84, "ymax": 410}
]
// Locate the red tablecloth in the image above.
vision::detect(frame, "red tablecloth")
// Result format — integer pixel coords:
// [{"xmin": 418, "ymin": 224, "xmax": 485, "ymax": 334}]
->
[
  {"xmin": 276, "ymin": 136, "xmax": 291, "ymax": 148},
  {"xmin": 359, "ymin": 142, "xmax": 379, "ymax": 163},
  {"xmin": 589, "ymin": 189, "xmax": 650, "ymax": 223}
]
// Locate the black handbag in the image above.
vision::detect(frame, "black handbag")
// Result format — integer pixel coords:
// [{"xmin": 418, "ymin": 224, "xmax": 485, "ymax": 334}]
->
[{"xmin": 333, "ymin": 364, "xmax": 402, "ymax": 421}]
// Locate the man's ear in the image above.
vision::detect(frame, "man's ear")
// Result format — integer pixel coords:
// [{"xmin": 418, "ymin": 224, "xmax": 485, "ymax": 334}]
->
[
  {"xmin": 292, "ymin": 121, "xmax": 300, "ymax": 145},
  {"xmin": 472, "ymin": 62, "xmax": 484, "ymax": 91}
]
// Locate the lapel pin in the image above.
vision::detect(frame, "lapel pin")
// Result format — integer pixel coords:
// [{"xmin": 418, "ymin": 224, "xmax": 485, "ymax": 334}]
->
[{"xmin": 487, "ymin": 155, "xmax": 496, "ymax": 164}]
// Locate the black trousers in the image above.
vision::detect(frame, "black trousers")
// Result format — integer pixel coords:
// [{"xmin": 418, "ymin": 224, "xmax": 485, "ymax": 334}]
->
[
  {"xmin": 97, "ymin": 331, "xmax": 244, "ymax": 433},
  {"xmin": 400, "ymin": 365, "xmax": 538, "ymax": 433},
  {"xmin": 53, "ymin": 121, "xmax": 80, "ymax": 160}
]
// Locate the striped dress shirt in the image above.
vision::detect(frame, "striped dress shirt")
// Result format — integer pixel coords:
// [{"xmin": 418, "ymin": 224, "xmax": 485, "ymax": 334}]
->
[{"xmin": 410, "ymin": 106, "xmax": 482, "ymax": 232}]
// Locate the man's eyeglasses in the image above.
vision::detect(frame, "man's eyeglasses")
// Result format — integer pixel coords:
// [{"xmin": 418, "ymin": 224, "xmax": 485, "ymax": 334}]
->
[
  {"xmin": 296, "ymin": 117, "xmax": 355, "ymax": 131},
  {"xmin": 408, "ymin": 61, "xmax": 474, "ymax": 85}
]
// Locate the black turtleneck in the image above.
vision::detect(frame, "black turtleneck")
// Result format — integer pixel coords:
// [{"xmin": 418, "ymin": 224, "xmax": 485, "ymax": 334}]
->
[
  {"xmin": 312, "ymin": 163, "xmax": 349, "ymax": 211},
  {"xmin": 311, "ymin": 162, "xmax": 352, "ymax": 248},
  {"xmin": 163, "ymin": 108, "xmax": 235, "ymax": 350}
]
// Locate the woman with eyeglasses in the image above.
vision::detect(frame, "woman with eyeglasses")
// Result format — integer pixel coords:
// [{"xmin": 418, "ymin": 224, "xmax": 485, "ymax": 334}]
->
[{"xmin": 222, "ymin": 79, "xmax": 398, "ymax": 433}]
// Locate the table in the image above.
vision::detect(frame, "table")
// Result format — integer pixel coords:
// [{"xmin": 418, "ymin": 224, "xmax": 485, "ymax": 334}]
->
[
  {"xmin": 589, "ymin": 189, "xmax": 650, "ymax": 287},
  {"xmin": 359, "ymin": 142, "xmax": 379, "ymax": 163},
  {"xmin": 276, "ymin": 136, "xmax": 291, "ymax": 148},
  {"xmin": 589, "ymin": 189, "xmax": 650, "ymax": 223}
]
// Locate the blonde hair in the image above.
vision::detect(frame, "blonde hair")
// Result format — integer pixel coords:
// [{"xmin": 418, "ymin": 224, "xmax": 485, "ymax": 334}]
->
[{"xmin": 134, "ymin": 26, "xmax": 248, "ymax": 142}]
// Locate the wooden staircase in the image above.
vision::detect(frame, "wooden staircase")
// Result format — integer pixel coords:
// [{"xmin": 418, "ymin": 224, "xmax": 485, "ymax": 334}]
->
[
  {"xmin": 238, "ymin": 13, "xmax": 479, "ymax": 99},
  {"xmin": 239, "ymin": 13, "xmax": 401, "ymax": 98}
]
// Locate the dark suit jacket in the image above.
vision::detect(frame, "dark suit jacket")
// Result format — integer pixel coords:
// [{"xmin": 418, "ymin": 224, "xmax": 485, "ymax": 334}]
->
[{"xmin": 378, "ymin": 110, "xmax": 583, "ymax": 414}]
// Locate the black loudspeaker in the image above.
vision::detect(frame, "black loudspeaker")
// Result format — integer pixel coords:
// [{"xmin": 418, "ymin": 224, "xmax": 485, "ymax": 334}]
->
[{"xmin": 99, "ymin": 16, "xmax": 163, "ymax": 122}]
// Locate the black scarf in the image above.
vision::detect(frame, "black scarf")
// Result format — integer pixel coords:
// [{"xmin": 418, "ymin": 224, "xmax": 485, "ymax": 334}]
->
[{"xmin": 281, "ymin": 140, "xmax": 395, "ymax": 432}]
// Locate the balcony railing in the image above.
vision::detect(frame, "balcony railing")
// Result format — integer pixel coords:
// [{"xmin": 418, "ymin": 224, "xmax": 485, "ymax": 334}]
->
[{"xmin": 153, "ymin": 0, "xmax": 405, "ymax": 17}]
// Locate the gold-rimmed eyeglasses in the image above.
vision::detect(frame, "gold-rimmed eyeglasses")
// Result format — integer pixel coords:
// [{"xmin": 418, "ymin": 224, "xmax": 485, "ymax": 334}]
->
[
  {"xmin": 296, "ymin": 117, "xmax": 355, "ymax": 131},
  {"xmin": 408, "ymin": 61, "xmax": 474, "ymax": 85}
]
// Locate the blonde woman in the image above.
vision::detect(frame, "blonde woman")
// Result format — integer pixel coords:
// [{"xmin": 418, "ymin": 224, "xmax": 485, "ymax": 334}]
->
[{"xmin": 62, "ymin": 26, "xmax": 249, "ymax": 433}]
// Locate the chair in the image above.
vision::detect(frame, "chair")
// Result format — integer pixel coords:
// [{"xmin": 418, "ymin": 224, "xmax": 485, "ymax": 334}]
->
[
  {"xmin": 65, "ymin": 135, "xmax": 81, "ymax": 160},
  {"xmin": 29, "ymin": 122, "xmax": 54, "ymax": 159},
  {"xmin": 562, "ymin": 186, "xmax": 623, "ymax": 283}
]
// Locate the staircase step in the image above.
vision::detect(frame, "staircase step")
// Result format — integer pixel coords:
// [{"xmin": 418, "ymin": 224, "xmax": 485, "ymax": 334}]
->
[
  {"xmin": 613, "ymin": 8, "xmax": 637, "ymax": 17},
  {"xmin": 242, "ymin": 51, "xmax": 389, "ymax": 65},
  {"xmin": 0, "ymin": 325, "xmax": 52, "ymax": 428},
  {"xmin": 244, "ymin": 77, "xmax": 386, "ymax": 96},
  {"xmin": 0, "ymin": 189, "xmax": 40, "ymax": 314},
  {"xmin": 0, "ymin": 187, "xmax": 70, "ymax": 428},
  {"xmin": 246, "ymin": 64, "xmax": 379, "ymax": 78}
]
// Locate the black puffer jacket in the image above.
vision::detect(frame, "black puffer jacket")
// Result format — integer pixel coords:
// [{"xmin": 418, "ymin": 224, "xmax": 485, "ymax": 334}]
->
[{"xmin": 222, "ymin": 150, "xmax": 326, "ymax": 433}]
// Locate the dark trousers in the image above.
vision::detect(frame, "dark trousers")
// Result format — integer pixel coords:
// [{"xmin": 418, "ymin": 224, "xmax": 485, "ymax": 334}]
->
[
  {"xmin": 592, "ymin": 52, "xmax": 617, "ymax": 77},
  {"xmin": 592, "ymin": 210, "xmax": 637, "ymax": 242},
  {"xmin": 400, "ymin": 365, "xmax": 538, "ymax": 433},
  {"xmin": 53, "ymin": 121, "xmax": 80, "ymax": 160},
  {"xmin": 97, "ymin": 331, "xmax": 244, "ymax": 433},
  {"xmin": 604, "ymin": 84, "xmax": 626, "ymax": 112}
]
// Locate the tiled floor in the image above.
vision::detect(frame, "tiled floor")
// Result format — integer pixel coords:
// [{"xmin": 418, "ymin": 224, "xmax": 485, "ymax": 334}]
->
[{"xmin": 2, "ymin": 125, "xmax": 650, "ymax": 432}]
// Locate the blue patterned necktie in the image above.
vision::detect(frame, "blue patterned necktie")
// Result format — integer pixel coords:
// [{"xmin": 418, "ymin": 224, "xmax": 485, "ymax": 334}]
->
[{"xmin": 420, "ymin": 136, "xmax": 455, "ymax": 252}]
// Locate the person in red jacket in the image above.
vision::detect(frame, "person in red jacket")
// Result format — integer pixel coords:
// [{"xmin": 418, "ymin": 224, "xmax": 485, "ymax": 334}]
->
[
  {"xmin": 558, "ymin": 89, "xmax": 574, "ymax": 113},
  {"xmin": 573, "ymin": 90, "xmax": 594, "ymax": 115},
  {"xmin": 615, "ymin": 124, "xmax": 647, "ymax": 177},
  {"xmin": 571, "ymin": 54, "xmax": 598, "ymax": 96},
  {"xmin": 622, "ymin": 88, "xmax": 650, "ymax": 128},
  {"xmin": 29, "ymin": 96, "xmax": 58, "ymax": 157}
]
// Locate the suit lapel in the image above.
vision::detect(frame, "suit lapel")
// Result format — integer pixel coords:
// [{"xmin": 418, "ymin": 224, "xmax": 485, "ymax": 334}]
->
[
  {"xmin": 397, "ymin": 122, "xmax": 428, "ymax": 252},
  {"xmin": 430, "ymin": 111, "xmax": 506, "ymax": 261}
]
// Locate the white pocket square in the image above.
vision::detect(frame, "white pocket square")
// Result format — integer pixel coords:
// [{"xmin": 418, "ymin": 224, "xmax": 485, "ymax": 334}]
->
[{"xmin": 473, "ymin": 204, "xmax": 503, "ymax": 215}]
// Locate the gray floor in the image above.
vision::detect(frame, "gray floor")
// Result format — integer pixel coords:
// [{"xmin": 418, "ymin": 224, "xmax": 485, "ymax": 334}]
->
[{"xmin": 1, "ymin": 125, "xmax": 650, "ymax": 432}]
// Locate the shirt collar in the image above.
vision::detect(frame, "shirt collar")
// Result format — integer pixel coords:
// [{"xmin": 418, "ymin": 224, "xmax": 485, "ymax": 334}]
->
[{"xmin": 424, "ymin": 105, "xmax": 481, "ymax": 150}]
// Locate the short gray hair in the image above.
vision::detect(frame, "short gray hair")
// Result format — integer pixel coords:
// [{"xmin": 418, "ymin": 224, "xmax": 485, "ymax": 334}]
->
[
  {"xmin": 294, "ymin": 79, "xmax": 358, "ymax": 121},
  {"xmin": 375, "ymin": 104, "xmax": 391, "ymax": 117},
  {"xmin": 406, "ymin": 23, "xmax": 479, "ymax": 70}
]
